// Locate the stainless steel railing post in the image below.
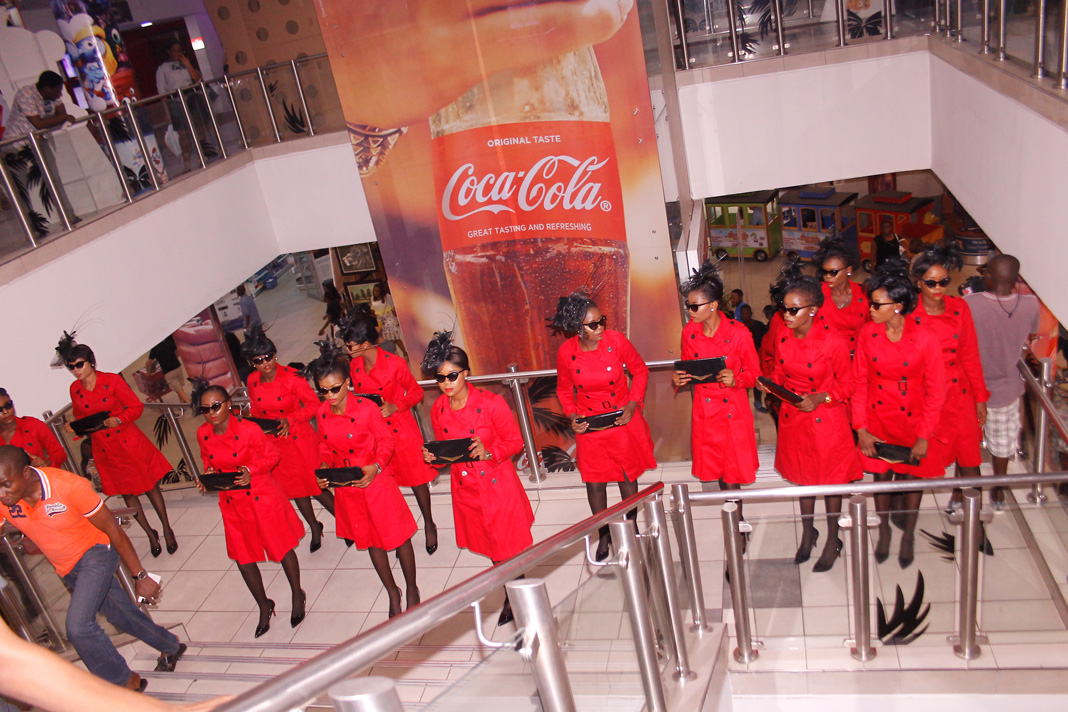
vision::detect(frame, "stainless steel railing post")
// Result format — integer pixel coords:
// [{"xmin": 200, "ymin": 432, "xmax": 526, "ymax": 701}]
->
[
  {"xmin": 176, "ymin": 89, "xmax": 207, "ymax": 169},
  {"xmin": 26, "ymin": 132, "xmax": 72, "ymax": 230},
  {"xmin": 772, "ymin": 0, "xmax": 787, "ymax": 55},
  {"xmin": 0, "ymin": 577, "xmax": 36, "ymax": 642},
  {"xmin": 671, "ymin": 0, "xmax": 692, "ymax": 69},
  {"xmin": 290, "ymin": 60, "xmax": 316, "ymax": 136},
  {"xmin": 200, "ymin": 81, "xmax": 227, "ymax": 159},
  {"xmin": 44, "ymin": 418, "xmax": 76, "ymax": 473},
  {"xmin": 725, "ymin": 0, "xmax": 743, "ymax": 60},
  {"xmin": 952, "ymin": 488, "xmax": 985, "ymax": 659},
  {"xmin": 223, "ymin": 76, "xmax": 250, "ymax": 149},
  {"xmin": 644, "ymin": 497, "xmax": 696, "ymax": 680},
  {"xmin": 256, "ymin": 67, "xmax": 283, "ymax": 142},
  {"xmin": 670, "ymin": 484, "xmax": 709, "ymax": 632},
  {"xmin": 328, "ymin": 677, "xmax": 405, "ymax": 712},
  {"xmin": 1034, "ymin": 0, "xmax": 1050, "ymax": 77},
  {"xmin": 0, "ymin": 533, "xmax": 68, "ymax": 652},
  {"xmin": 1030, "ymin": 358, "xmax": 1053, "ymax": 503},
  {"xmin": 1058, "ymin": 0, "xmax": 1068, "ymax": 88},
  {"xmin": 846, "ymin": 495, "xmax": 876, "ymax": 661},
  {"xmin": 507, "ymin": 578, "xmax": 578, "ymax": 712},
  {"xmin": 703, "ymin": 0, "xmax": 714, "ymax": 34},
  {"xmin": 96, "ymin": 111, "xmax": 133, "ymax": 203},
  {"xmin": 505, "ymin": 364, "xmax": 544, "ymax": 484},
  {"xmin": 883, "ymin": 0, "xmax": 894, "ymax": 39},
  {"xmin": 981, "ymin": 0, "xmax": 992, "ymax": 52},
  {"xmin": 123, "ymin": 101, "xmax": 160, "ymax": 191},
  {"xmin": 956, "ymin": 0, "xmax": 966, "ymax": 40},
  {"xmin": 611, "ymin": 518, "xmax": 668, "ymax": 712},
  {"xmin": 0, "ymin": 153, "xmax": 37, "ymax": 246},
  {"xmin": 835, "ymin": 0, "xmax": 849, "ymax": 46},
  {"xmin": 164, "ymin": 408, "xmax": 202, "ymax": 478},
  {"xmin": 997, "ymin": 0, "xmax": 1008, "ymax": 59},
  {"xmin": 722, "ymin": 501, "xmax": 758, "ymax": 663},
  {"xmin": 935, "ymin": 0, "xmax": 944, "ymax": 33}
]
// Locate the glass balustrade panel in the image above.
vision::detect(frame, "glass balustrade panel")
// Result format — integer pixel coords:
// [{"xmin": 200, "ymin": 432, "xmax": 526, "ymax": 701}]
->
[{"xmin": 295, "ymin": 55, "xmax": 346, "ymax": 134}]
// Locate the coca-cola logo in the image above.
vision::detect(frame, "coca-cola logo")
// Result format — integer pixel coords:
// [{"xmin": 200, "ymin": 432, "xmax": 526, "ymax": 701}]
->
[{"xmin": 441, "ymin": 155, "xmax": 612, "ymax": 221}]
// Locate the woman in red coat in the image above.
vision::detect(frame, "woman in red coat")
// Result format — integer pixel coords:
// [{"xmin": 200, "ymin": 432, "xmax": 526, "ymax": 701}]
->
[
  {"xmin": 671, "ymin": 261, "xmax": 760, "ymax": 511},
  {"xmin": 421, "ymin": 332, "xmax": 534, "ymax": 626},
  {"xmin": 813, "ymin": 236, "xmax": 869, "ymax": 350},
  {"xmin": 57, "ymin": 335, "xmax": 177, "ymax": 557},
  {"xmin": 910, "ymin": 243, "xmax": 989, "ymax": 511},
  {"xmin": 852, "ymin": 260, "xmax": 946, "ymax": 568},
  {"xmin": 552, "ymin": 293, "xmax": 656, "ymax": 561},
  {"xmin": 306, "ymin": 345, "xmax": 418, "ymax": 618},
  {"xmin": 0, "ymin": 388, "xmax": 66, "ymax": 468},
  {"xmin": 192, "ymin": 380, "xmax": 305, "ymax": 638},
  {"xmin": 339, "ymin": 307, "xmax": 439, "ymax": 555},
  {"xmin": 758, "ymin": 267, "xmax": 862, "ymax": 572},
  {"xmin": 242, "ymin": 327, "xmax": 336, "ymax": 553}
]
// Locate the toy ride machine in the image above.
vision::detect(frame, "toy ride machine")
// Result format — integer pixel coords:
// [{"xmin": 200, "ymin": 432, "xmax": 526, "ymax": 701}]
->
[
  {"xmin": 779, "ymin": 186, "xmax": 859, "ymax": 262},
  {"xmin": 855, "ymin": 191, "xmax": 944, "ymax": 271},
  {"xmin": 704, "ymin": 190, "xmax": 783, "ymax": 263}
]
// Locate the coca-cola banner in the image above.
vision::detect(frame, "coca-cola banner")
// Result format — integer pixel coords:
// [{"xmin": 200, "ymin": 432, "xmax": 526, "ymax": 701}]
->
[{"xmin": 318, "ymin": 1, "xmax": 690, "ymax": 462}]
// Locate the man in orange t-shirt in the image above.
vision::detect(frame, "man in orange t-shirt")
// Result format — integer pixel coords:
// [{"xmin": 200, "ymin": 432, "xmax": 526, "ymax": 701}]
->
[{"xmin": 0, "ymin": 446, "xmax": 185, "ymax": 692}]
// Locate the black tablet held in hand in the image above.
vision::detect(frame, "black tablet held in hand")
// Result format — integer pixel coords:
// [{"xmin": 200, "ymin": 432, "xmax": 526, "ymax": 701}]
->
[
  {"xmin": 315, "ymin": 467, "xmax": 365, "ymax": 487},
  {"xmin": 199, "ymin": 471, "xmax": 250, "ymax": 492},
  {"xmin": 70, "ymin": 411, "xmax": 110, "ymax": 436},
  {"xmin": 575, "ymin": 410, "xmax": 624, "ymax": 432},
  {"xmin": 757, "ymin": 377, "xmax": 805, "ymax": 405},
  {"xmin": 424, "ymin": 439, "xmax": 477, "ymax": 464},
  {"xmin": 246, "ymin": 417, "xmax": 282, "ymax": 436},
  {"xmin": 674, "ymin": 357, "xmax": 727, "ymax": 383},
  {"xmin": 874, "ymin": 442, "xmax": 919, "ymax": 465},
  {"xmin": 353, "ymin": 393, "xmax": 384, "ymax": 406}
]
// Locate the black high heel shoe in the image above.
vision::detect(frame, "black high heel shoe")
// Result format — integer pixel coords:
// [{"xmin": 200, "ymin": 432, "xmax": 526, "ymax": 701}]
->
[
  {"xmin": 164, "ymin": 530, "xmax": 178, "ymax": 555},
  {"xmin": 290, "ymin": 590, "xmax": 306, "ymax": 628},
  {"xmin": 794, "ymin": 529, "xmax": 819, "ymax": 565},
  {"xmin": 874, "ymin": 526, "xmax": 891, "ymax": 564},
  {"xmin": 497, "ymin": 601, "xmax": 514, "ymax": 627},
  {"xmin": 812, "ymin": 538, "xmax": 843, "ymax": 573},
  {"xmin": 425, "ymin": 523, "xmax": 438, "ymax": 556},
  {"xmin": 310, "ymin": 522, "xmax": 324, "ymax": 554},
  {"xmin": 255, "ymin": 600, "xmax": 276, "ymax": 638},
  {"xmin": 148, "ymin": 529, "xmax": 162, "ymax": 558},
  {"xmin": 344, "ymin": 538, "xmax": 354, "ymax": 548},
  {"xmin": 899, "ymin": 534, "xmax": 915, "ymax": 569},
  {"xmin": 595, "ymin": 536, "xmax": 612, "ymax": 562}
]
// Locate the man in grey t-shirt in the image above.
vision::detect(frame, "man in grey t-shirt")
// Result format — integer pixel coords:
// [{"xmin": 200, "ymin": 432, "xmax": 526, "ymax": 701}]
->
[
  {"xmin": 236, "ymin": 284, "xmax": 261, "ymax": 330},
  {"xmin": 965, "ymin": 254, "xmax": 1040, "ymax": 507}
]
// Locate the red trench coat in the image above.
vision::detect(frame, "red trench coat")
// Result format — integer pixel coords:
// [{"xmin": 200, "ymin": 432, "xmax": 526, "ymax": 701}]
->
[
  {"xmin": 816, "ymin": 281, "xmax": 869, "ymax": 350},
  {"xmin": 248, "ymin": 365, "xmax": 322, "ymax": 498},
  {"xmin": 0, "ymin": 416, "xmax": 66, "ymax": 468}
]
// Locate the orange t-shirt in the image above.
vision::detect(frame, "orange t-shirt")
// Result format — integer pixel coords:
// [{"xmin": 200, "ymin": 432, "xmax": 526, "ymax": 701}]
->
[{"xmin": 0, "ymin": 467, "xmax": 109, "ymax": 576}]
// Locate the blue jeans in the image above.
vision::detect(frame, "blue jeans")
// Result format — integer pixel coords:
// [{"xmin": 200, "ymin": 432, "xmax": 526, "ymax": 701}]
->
[{"xmin": 61, "ymin": 544, "xmax": 180, "ymax": 686}]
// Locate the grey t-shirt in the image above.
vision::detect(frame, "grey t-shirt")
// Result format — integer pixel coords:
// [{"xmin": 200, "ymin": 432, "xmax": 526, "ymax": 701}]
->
[
  {"xmin": 964, "ymin": 291, "xmax": 1040, "ymax": 408},
  {"xmin": 239, "ymin": 293, "xmax": 261, "ymax": 329}
]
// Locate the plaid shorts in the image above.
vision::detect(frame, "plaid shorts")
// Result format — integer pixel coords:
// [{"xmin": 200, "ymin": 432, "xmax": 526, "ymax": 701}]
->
[{"xmin": 984, "ymin": 398, "xmax": 1022, "ymax": 459}]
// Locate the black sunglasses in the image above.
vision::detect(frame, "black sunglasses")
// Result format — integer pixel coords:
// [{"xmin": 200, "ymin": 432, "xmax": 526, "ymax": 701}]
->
[
  {"xmin": 819, "ymin": 268, "xmax": 844, "ymax": 278},
  {"xmin": 780, "ymin": 304, "xmax": 815, "ymax": 316},
  {"xmin": 870, "ymin": 300, "xmax": 897, "ymax": 309},
  {"xmin": 684, "ymin": 300, "xmax": 713, "ymax": 313},
  {"xmin": 435, "ymin": 370, "xmax": 466, "ymax": 383},
  {"xmin": 317, "ymin": 384, "xmax": 345, "ymax": 396},
  {"xmin": 582, "ymin": 316, "xmax": 608, "ymax": 331},
  {"xmin": 250, "ymin": 354, "xmax": 274, "ymax": 365},
  {"xmin": 66, "ymin": 360, "xmax": 88, "ymax": 371},
  {"xmin": 922, "ymin": 277, "xmax": 952, "ymax": 288},
  {"xmin": 0, "ymin": 402, "xmax": 13, "ymax": 412},
  {"xmin": 198, "ymin": 401, "xmax": 227, "ymax": 415}
]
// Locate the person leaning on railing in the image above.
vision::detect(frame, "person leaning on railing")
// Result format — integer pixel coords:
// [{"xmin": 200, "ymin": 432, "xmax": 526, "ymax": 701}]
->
[
  {"xmin": 0, "ymin": 387, "xmax": 66, "ymax": 468},
  {"xmin": 242, "ymin": 325, "xmax": 337, "ymax": 554},
  {"xmin": 671, "ymin": 260, "xmax": 760, "ymax": 528},
  {"xmin": 56, "ymin": 333, "xmax": 178, "ymax": 558},
  {"xmin": 550, "ymin": 292, "xmax": 656, "ymax": 563},
  {"xmin": 852, "ymin": 259, "xmax": 947, "ymax": 569},
  {"xmin": 421, "ymin": 332, "xmax": 534, "ymax": 627},
  {"xmin": 757, "ymin": 265, "xmax": 861, "ymax": 573},
  {"xmin": 190, "ymin": 379, "xmax": 307, "ymax": 638}
]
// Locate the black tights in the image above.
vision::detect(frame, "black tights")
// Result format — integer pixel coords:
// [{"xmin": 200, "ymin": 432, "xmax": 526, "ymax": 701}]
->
[
  {"xmin": 293, "ymin": 490, "xmax": 336, "ymax": 543},
  {"xmin": 586, "ymin": 480, "xmax": 639, "ymax": 548},
  {"xmin": 798, "ymin": 495, "xmax": 844, "ymax": 567},
  {"xmin": 238, "ymin": 549, "xmax": 302, "ymax": 627},
  {"xmin": 123, "ymin": 485, "xmax": 176, "ymax": 549},
  {"xmin": 411, "ymin": 483, "xmax": 437, "ymax": 548},
  {"xmin": 874, "ymin": 471, "xmax": 922, "ymax": 559},
  {"xmin": 369, "ymin": 539, "xmax": 418, "ymax": 617}
]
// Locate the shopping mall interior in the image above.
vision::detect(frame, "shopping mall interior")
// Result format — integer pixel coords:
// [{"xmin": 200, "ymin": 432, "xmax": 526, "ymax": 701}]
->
[{"xmin": 1, "ymin": 0, "xmax": 1068, "ymax": 710}]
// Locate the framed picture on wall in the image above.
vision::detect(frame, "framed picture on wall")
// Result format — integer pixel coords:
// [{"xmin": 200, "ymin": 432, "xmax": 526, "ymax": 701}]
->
[
  {"xmin": 337, "ymin": 243, "xmax": 376, "ymax": 274},
  {"xmin": 347, "ymin": 283, "xmax": 375, "ymax": 306}
]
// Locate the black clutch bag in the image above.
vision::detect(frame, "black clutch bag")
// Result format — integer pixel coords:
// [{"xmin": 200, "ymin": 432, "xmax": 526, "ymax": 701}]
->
[
  {"xmin": 353, "ymin": 393, "xmax": 384, "ymax": 406},
  {"xmin": 874, "ymin": 442, "xmax": 919, "ymax": 465},
  {"xmin": 674, "ymin": 357, "xmax": 727, "ymax": 383},
  {"xmin": 199, "ymin": 471, "xmax": 249, "ymax": 492},
  {"xmin": 757, "ymin": 377, "xmax": 805, "ymax": 405},
  {"xmin": 315, "ymin": 467, "xmax": 365, "ymax": 487},
  {"xmin": 246, "ymin": 417, "xmax": 282, "ymax": 436},
  {"xmin": 70, "ymin": 411, "xmax": 110, "ymax": 436},
  {"xmin": 575, "ymin": 409, "xmax": 624, "ymax": 432},
  {"xmin": 424, "ymin": 439, "xmax": 477, "ymax": 464}
]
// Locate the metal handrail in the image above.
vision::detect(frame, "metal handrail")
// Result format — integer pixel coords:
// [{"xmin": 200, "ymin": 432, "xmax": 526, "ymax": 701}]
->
[
  {"xmin": 214, "ymin": 482, "xmax": 664, "ymax": 712},
  {"xmin": 411, "ymin": 358, "xmax": 677, "ymax": 389}
]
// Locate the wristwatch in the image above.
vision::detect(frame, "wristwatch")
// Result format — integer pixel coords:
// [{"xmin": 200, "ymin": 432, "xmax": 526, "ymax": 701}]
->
[
  {"xmin": 824, "ymin": 393, "xmax": 833, "ymax": 404},
  {"xmin": 134, "ymin": 570, "xmax": 148, "ymax": 581}
]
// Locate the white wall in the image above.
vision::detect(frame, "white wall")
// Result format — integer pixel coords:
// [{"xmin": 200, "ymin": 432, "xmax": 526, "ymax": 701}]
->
[
  {"xmin": 0, "ymin": 140, "xmax": 371, "ymax": 417},
  {"xmin": 929, "ymin": 56, "xmax": 1068, "ymax": 320},
  {"xmin": 679, "ymin": 52, "xmax": 933, "ymax": 198}
]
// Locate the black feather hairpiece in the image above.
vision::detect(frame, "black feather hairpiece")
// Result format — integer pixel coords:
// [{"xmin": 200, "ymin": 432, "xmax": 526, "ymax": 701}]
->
[
  {"xmin": 547, "ymin": 292, "xmax": 595, "ymax": 335},
  {"xmin": 420, "ymin": 331, "xmax": 454, "ymax": 373}
]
